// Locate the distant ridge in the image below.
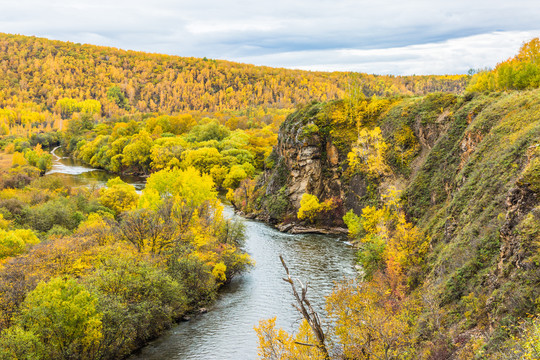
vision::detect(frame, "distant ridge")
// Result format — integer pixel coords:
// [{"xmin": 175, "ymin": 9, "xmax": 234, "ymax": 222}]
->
[{"xmin": 0, "ymin": 33, "xmax": 467, "ymax": 114}]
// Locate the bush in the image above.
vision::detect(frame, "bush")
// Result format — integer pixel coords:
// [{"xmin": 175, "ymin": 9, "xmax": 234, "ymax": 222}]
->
[
  {"xmin": 297, "ymin": 193, "xmax": 335, "ymax": 223},
  {"xmin": 0, "ymin": 166, "xmax": 40, "ymax": 189},
  {"xmin": 23, "ymin": 197, "xmax": 84, "ymax": 232},
  {"xmin": 16, "ymin": 277, "xmax": 102, "ymax": 360},
  {"xmin": 265, "ymin": 186, "xmax": 289, "ymax": 221},
  {"xmin": 99, "ymin": 177, "xmax": 138, "ymax": 215},
  {"xmin": 0, "ymin": 229, "xmax": 39, "ymax": 259},
  {"xmin": 86, "ymin": 254, "xmax": 188, "ymax": 356},
  {"xmin": 166, "ymin": 255, "xmax": 217, "ymax": 307},
  {"xmin": 0, "ymin": 326, "xmax": 44, "ymax": 360}
]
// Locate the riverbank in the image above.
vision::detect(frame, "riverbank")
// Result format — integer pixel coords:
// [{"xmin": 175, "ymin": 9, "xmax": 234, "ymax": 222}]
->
[
  {"xmin": 48, "ymin": 154, "xmax": 356, "ymax": 360},
  {"xmin": 129, "ymin": 207, "xmax": 356, "ymax": 360},
  {"xmin": 0, "ymin": 154, "xmax": 256, "ymax": 360},
  {"xmin": 235, "ymin": 209, "xmax": 349, "ymax": 235}
]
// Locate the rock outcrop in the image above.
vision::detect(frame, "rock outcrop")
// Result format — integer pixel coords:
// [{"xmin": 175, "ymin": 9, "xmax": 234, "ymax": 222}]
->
[{"xmin": 254, "ymin": 103, "xmax": 348, "ymax": 231}]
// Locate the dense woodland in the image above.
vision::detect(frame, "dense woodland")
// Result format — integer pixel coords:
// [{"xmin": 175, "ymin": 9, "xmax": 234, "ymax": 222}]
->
[
  {"xmin": 0, "ymin": 166, "xmax": 250, "ymax": 359},
  {"xmin": 0, "ymin": 34, "xmax": 539, "ymax": 360},
  {"xmin": 0, "ymin": 33, "xmax": 466, "ymax": 113}
]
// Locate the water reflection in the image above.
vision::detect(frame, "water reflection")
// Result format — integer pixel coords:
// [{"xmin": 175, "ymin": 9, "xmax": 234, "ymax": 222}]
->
[{"xmin": 46, "ymin": 147, "xmax": 146, "ymax": 192}]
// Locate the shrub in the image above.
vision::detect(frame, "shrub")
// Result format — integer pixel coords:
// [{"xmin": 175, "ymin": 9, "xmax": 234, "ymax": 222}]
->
[
  {"xmin": 0, "ymin": 229, "xmax": 39, "ymax": 259},
  {"xmin": 297, "ymin": 193, "xmax": 335, "ymax": 223},
  {"xmin": 99, "ymin": 177, "xmax": 138, "ymax": 215},
  {"xmin": 0, "ymin": 326, "xmax": 44, "ymax": 360},
  {"xmin": 16, "ymin": 277, "xmax": 103, "ymax": 360}
]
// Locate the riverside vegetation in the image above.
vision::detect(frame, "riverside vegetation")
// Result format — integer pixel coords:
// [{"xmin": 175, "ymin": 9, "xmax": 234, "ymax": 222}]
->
[
  {"xmin": 0, "ymin": 167, "xmax": 250, "ymax": 359},
  {"xmin": 251, "ymin": 91, "xmax": 540, "ymax": 359},
  {"xmin": 0, "ymin": 34, "xmax": 538, "ymax": 359}
]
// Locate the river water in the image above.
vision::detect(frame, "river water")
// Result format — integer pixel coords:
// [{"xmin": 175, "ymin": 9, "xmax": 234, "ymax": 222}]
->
[{"xmin": 47, "ymin": 150, "xmax": 357, "ymax": 360}]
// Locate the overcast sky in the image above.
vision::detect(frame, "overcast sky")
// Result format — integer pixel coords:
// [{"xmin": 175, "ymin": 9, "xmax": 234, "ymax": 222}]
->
[{"xmin": 1, "ymin": 0, "xmax": 539, "ymax": 75}]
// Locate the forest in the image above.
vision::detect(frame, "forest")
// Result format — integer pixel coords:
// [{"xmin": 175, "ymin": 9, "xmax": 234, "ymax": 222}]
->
[
  {"xmin": 0, "ymin": 34, "xmax": 538, "ymax": 360},
  {"xmin": 0, "ymin": 162, "xmax": 250, "ymax": 359}
]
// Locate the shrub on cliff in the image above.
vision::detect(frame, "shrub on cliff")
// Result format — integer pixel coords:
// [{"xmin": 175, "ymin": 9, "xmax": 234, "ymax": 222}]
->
[{"xmin": 297, "ymin": 193, "xmax": 336, "ymax": 224}]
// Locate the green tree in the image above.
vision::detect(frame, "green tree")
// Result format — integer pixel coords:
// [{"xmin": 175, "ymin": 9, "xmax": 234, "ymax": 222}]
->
[
  {"xmin": 185, "ymin": 119, "xmax": 230, "ymax": 142},
  {"xmin": 24, "ymin": 144, "xmax": 52, "ymax": 174},
  {"xmin": 107, "ymin": 86, "xmax": 130, "ymax": 110},
  {"xmin": 0, "ymin": 326, "xmax": 44, "ymax": 360},
  {"xmin": 17, "ymin": 277, "xmax": 103, "ymax": 360},
  {"xmin": 122, "ymin": 130, "xmax": 153, "ymax": 173}
]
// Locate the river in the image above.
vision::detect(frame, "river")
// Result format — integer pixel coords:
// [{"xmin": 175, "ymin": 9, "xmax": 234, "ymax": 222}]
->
[{"xmin": 47, "ymin": 150, "xmax": 357, "ymax": 360}]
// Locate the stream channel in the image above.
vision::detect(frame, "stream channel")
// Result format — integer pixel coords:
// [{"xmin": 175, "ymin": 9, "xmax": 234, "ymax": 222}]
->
[{"xmin": 47, "ymin": 148, "xmax": 357, "ymax": 360}]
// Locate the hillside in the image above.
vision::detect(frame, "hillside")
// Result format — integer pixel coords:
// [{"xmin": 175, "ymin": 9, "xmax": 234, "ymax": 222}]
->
[
  {"xmin": 238, "ymin": 91, "xmax": 540, "ymax": 358},
  {"xmin": 2, "ymin": 32, "xmax": 539, "ymax": 360},
  {"xmin": 0, "ymin": 33, "xmax": 466, "ymax": 117}
]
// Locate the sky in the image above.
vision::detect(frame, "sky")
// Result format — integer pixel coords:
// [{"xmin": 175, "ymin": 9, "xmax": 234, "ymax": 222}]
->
[{"xmin": 1, "ymin": 0, "xmax": 539, "ymax": 75}]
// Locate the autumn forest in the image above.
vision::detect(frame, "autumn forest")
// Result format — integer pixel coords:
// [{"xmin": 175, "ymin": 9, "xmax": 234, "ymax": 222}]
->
[{"xmin": 0, "ymin": 31, "xmax": 539, "ymax": 360}]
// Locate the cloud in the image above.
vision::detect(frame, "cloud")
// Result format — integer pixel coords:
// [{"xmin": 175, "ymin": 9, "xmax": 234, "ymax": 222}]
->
[
  {"xmin": 246, "ymin": 31, "xmax": 538, "ymax": 75},
  {"xmin": 0, "ymin": 0, "xmax": 539, "ymax": 74}
]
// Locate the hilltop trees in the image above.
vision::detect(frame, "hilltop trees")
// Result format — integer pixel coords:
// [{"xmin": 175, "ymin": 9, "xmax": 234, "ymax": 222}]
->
[
  {"xmin": 467, "ymin": 37, "xmax": 540, "ymax": 92},
  {"xmin": 0, "ymin": 33, "xmax": 465, "ymax": 120}
]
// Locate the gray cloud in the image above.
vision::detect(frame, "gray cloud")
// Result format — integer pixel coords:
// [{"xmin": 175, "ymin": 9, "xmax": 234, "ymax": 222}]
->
[{"xmin": 0, "ymin": 0, "xmax": 539, "ymax": 74}]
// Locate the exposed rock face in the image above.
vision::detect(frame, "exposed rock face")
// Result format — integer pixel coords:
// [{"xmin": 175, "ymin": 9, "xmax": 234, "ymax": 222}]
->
[
  {"xmin": 252, "ymin": 93, "xmax": 540, "ymax": 355},
  {"xmin": 497, "ymin": 183, "xmax": 538, "ymax": 273},
  {"xmin": 260, "ymin": 104, "xmax": 346, "ymax": 227},
  {"xmin": 272, "ymin": 130, "xmax": 342, "ymax": 208},
  {"xmin": 257, "ymin": 100, "xmax": 454, "ymax": 230}
]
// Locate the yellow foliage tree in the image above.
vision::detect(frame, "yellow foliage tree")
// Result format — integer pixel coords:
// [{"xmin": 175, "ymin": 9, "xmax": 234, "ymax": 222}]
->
[
  {"xmin": 297, "ymin": 193, "xmax": 335, "ymax": 223},
  {"xmin": 76, "ymin": 213, "xmax": 117, "ymax": 245},
  {"xmin": 326, "ymin": 278, "xmax": 417, "ymax": 359},
  {"xmin": 139, "ymin": 167, "xmax": 216, "ymax": 209},
  {"xmin": 11, "ymin": 152, "xmax": 26, "ymax": 167},
  {"xmin": 99, "ymin": 177, "xmax": 139, "ymax": 215},
  {"xmin": 0, "ymin": 228, "xmax": 40, "ymax": 259},
  {"xmin": 255, "ymin": 317, "xmax": 327, "ymax": 360},
  {"xmin": 347, "ymin": 127, "xmax": 390, "ymax": 177},
  {"xmin": 343, "ymin": 187, "xmax": 428, "ymax": 290}
]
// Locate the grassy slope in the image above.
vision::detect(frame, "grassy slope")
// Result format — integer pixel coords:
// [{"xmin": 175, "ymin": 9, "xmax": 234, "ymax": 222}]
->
[
  {"xmin": 259, "ymin": 90, "xmax": 539, "ymax": 353},
  {"xmin": 405, "ymin": 91, "xmax": 540, "ymax": 350}
]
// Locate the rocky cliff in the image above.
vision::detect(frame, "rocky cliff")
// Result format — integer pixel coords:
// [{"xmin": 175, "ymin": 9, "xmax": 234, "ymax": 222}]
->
[
  {"xmin": 255, "ymin": 102, "xmax": 347, "ymax": 232},
  {"xmin": 245, "ymin": 91, "xmax": 540, "ymax": 355},
  {"xmin": 253, "ymin": 94, "xmax": 458, "ymax": 232}
]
